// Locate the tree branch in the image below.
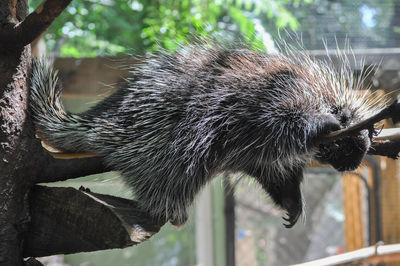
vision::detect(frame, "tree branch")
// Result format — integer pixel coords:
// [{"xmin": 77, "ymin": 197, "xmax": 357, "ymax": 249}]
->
[
  {"xmin": 368, "ymin": 128, "xmax": 400, "ymax": 159},
  {"xmin": 316, "ymin": 98, "xmax": 400, "ymax": 159},
  {"xmin": 28, "ymin": 136, "xmax": 110, "ymax": 183},
  {"xmin": 1, "ymin": 0, "xmax": 72, "ymax": 48},
  {"xmin": 23, "ymin": 186, "xmax": 164, "ymax": 257},
  {"xmin": 37, "ymin": 154, "xmax": 111, "ymax": 183},
  {"xmin": 321, "ymin": 98, "xmax": 400, "ymax": 142}
]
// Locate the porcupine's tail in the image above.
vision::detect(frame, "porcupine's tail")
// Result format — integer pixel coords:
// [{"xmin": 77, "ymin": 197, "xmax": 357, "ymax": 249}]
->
[{"xmin": 29, "ymin": 59, "xmax": 93, "ymax": 153}]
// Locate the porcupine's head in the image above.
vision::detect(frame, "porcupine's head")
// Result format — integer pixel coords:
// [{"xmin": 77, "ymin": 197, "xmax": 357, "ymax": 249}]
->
[
  {"xmin": 314, "ymin": 109, "xmax": 373, "ymax": 172},
  {"xmin": 267, "ymin": 40, "xmax": 387, "ymax": 172},
  {"xmin": 309, "ymin": 53, "xmax": 385, "ymax": 172}
]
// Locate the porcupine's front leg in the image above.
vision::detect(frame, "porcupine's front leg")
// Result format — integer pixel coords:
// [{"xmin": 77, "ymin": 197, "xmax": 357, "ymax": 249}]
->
[
  {"xmin": 248, "ymin": 165, "xmax": 305, "ymax": 228},
  {"xmin": 266, "ymin": 166, "xmax": 304, "ymax": 228},
  {"xmin": 251, "ymin": 115, "xmax": 340, "ymax": 227}
]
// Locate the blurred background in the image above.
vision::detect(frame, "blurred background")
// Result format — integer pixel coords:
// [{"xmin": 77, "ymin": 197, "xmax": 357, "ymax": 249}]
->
[{"xmin": 28, "ymin": 0, "xmax": 400, "ymax": 265}]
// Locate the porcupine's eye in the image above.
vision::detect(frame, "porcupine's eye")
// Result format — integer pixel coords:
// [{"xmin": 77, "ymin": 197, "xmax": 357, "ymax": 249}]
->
[
  {"xmin": 338, "ymin": 108, "xmax": 352, "ymax": 127},
  {"xmin": 331, "ymin": 106, "xmax": 340, "ymax": 115},
  {"xmin": 331, "ymin": 106, "xmax": 352, "ymax": 127}
]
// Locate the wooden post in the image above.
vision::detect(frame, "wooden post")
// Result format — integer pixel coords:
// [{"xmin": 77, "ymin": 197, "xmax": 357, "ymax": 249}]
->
[
  {"xmin": 379, "ymin": 157, "xmax": 400, "ymax": 266},
  {"xmin": 380, "ymin": 158, "xmax": 400, "ymax": 242},
  {"xmin": 342, "ymin": 169, "xmax": 366, "ymax": 251}
]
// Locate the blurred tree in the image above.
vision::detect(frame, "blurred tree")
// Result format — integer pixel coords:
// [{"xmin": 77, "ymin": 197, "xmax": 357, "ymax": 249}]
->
[{"xmin": 28, "ymin": 0, "xmax": 311, "ymax": 57}]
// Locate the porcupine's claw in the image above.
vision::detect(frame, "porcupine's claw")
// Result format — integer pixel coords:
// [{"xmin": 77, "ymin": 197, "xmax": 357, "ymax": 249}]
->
[
  {"xmin": 279, "ymin": 187, "xmax": 303, "ymax": 228},
  {"xmin": 282, "ymin": 202, "xmax": 302, "ymax": 228},
  {"xmin": 283, "ymin": 215, "xmax": 296, "ymax": 229}
]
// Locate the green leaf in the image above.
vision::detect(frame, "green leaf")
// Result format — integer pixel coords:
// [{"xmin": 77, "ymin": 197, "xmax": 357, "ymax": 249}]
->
[{"xmin": 29, "ymin": 0, "xmax": 313, "ymax": 56}]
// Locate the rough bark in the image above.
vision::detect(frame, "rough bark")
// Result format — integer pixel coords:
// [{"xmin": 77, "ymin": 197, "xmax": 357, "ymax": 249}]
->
[
  {"xmin": 0, "ymin": 11, "xmax": 33, "ymax": 266},
  {"xmin": 0, "ymin": 0, "xmax": 73, "ymax": 49},
  {"xmin": 23, "ymin": 186, "xmax": 164, "ymax": 257},
  {"xmin": 0, "ymin": 0, "xmax": 80, "ymax": 264}
]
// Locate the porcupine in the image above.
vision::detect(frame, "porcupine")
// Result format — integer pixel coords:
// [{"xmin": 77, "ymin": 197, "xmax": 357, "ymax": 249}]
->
[{"xmin": 29, "ymin": 42, "xmax": 384, "ymax": 228}]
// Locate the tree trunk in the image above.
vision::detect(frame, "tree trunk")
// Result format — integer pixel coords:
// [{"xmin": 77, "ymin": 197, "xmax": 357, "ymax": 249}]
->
[
  {"xmin": 0, "ymin": 1, "xmax": 34, "ymax": 265},
  {"xmin": 0, "ymin": 2, "xmax": 163, "ymax": 262}
]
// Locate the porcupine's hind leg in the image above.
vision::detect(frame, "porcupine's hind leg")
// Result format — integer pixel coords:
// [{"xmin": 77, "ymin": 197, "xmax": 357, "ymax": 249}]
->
[
  {"xmin": 129, "ymin": 170, "xmax": 204, "ymax": 226},
  {"xmin": 128, "ymin": 184, "xmax": 191, "ymax": 226},
  {"xmin": 162, "ymin": 172, "xmax": 215, "ymax": 226}
]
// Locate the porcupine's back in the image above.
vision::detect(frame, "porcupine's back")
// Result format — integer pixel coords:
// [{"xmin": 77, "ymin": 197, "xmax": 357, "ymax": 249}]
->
[{"xmin": 30, "ymin": 44, "xmax": 385, "ymax": 171}]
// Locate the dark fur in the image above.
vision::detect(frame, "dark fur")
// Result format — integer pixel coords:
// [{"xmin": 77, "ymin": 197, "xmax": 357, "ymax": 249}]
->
[{"xmin": 29, "ymin": 44, "xmax": 383, "ymax": 227}]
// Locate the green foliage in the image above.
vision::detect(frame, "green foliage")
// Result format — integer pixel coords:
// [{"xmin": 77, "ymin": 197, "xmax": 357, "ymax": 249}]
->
[{"xmin": 29, "ymin": 0, "xmax": 306, "ymax": 57}]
